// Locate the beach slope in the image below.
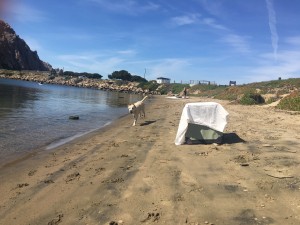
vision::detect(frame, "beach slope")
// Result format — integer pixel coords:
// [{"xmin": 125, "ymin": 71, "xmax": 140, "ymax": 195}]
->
[{"xmin": 0, "ymin": 96, "xmax": 300, "ymax": 225}]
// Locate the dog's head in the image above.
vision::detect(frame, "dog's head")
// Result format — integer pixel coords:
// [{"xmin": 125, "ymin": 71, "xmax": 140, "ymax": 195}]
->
[{"xmin": 127, "ymin": 104, "xmax": 136, "ymax": 114}]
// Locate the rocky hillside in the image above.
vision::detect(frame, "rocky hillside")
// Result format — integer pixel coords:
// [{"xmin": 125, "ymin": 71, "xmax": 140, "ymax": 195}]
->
[{"xmin": 0, "ymin": 20, "xmax": 51, "ymax": 71}]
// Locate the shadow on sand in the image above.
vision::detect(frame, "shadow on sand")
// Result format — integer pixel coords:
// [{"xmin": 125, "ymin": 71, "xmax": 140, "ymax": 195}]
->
[
  {"xmin": 222, "ymin": 133, "xmax": 246, "ymax": 144},
  {"xmin": 140, "ymin": 120, "xmax": 156, "ymax": 126}
]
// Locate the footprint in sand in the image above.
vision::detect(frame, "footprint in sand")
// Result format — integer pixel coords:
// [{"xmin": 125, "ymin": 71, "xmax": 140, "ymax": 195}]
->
[
  {"xmin": 65, "ymin": 172, "xmax": 80, "ymax": 183},
  {"xmin": 141, "ymin": 212, "xmax": 160, "ymax": 222},
  {"xmin": 15, "ymin": 183, "xmax": 29, "ymax": 189},
  {"xmin": 48, "ymin": 214, "xmax": 63, "ymax": 225},
  {"xmin": 95, "ymin": 167, "xmax": 106, "ymax": 174},
  {"xmin": 28, "ymin": 169, "xmax": 37, "ymax": 176}
]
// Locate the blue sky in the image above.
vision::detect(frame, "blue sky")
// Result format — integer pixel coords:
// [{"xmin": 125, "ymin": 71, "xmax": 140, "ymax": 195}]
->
[{"xmin": 1, "ymin": 0, "xmax": 300, "ymax": 84}]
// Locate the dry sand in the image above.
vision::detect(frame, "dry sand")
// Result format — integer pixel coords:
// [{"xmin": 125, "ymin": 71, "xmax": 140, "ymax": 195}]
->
[{"xmin": 0, "ymin": 96, "xmax": 300, "ymax": 225}]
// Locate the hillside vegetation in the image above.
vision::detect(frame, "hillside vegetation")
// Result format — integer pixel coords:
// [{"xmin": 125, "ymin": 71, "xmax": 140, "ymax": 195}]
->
[{"xmin": 159, "ymin": 78, "xmax": 300, "ymax": 111}]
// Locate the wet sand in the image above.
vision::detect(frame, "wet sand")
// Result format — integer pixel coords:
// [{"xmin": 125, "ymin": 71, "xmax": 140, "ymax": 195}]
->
[{"xmin": 0, "ymin": 95, "xmax": 300, "ymax": 225}]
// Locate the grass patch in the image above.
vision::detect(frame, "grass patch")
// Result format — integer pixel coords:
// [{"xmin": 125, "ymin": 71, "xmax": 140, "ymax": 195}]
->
[
  {"xmin": 276, "ymin": 91, "xmax": 300, "ymax": 111},
  {"xmin": 266, "ymin": 97, "xmax": 278, "ymax": 104}
]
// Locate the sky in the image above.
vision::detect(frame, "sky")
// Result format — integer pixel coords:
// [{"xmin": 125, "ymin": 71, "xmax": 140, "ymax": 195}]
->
[{"xmin": 1, "ymin": 0, "xmax": 300, "ymax": 85}]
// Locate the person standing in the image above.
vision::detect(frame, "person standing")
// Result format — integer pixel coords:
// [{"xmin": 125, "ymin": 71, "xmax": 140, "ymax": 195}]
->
[{"xmin": 183, "ymin": 87, "xmax": 187, "ymax": 98}]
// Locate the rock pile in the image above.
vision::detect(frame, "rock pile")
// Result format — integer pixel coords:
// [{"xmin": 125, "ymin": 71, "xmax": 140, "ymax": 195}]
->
[{"xmin": 0, "ymin": 70, "xmax": 158, "ymax": 95}]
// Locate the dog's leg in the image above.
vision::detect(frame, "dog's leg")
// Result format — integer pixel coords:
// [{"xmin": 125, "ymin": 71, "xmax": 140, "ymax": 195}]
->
[
  {"xmin": 133, "ymin": 115, "xmax": 137, "ymax": 126},
  {"xmin": 141, "ymin": 109, "xmax": 145, "ymax": 118},
  {"xmin": 140, "ymin": 105, "xmax": 145, "ymax": 118}
]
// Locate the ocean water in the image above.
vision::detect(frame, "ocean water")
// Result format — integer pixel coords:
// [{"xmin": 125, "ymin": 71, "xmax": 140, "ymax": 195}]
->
[{"xmin": 0, "ymin": 78, "xmax": 140, "ymax": 166}]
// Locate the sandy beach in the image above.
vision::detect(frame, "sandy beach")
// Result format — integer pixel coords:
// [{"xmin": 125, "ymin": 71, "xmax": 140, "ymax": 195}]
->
[{"xmin": 0, "ymin": 95, "xmax": 300, "ymax": 225}]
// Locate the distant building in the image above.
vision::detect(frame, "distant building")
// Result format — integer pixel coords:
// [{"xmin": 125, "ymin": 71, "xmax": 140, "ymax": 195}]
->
[
  {"xmin": 229, "ymin": 81, "xmax": 236, "ymax": 86},
  {"xmin": 157, "ymin": 77, "xmax": 171, "ymax": 84}
]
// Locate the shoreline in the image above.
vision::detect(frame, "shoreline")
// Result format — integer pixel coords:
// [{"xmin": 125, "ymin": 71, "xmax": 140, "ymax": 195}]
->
[
  {"xmin": 0, "ymin": 71, "xmax": 157, "ymax": 94},
  {"xmin": 0, "ymin": 96, "xmax": 300, "ymax": 225},
  {"xmin": 45, "ymin": 121, "xmax": 114, "ymax": 150},
  {"xmin": 0, "ymin": 110, "xmax": 130, "ymax": 170}
]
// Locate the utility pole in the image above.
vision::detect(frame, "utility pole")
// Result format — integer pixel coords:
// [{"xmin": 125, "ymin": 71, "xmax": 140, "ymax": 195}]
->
[{"xmin": 144, "ymin": 68, "xmax": 146, "ymax": 79}]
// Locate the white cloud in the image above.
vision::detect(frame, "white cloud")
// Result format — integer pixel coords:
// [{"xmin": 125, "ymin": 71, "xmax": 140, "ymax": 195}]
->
[
  {"xmin": 248, "ymin": 50, "xmax": 300, "ymax": 82},
  {"xmin": 265, "ymin": 0, "xmax": 278, "ymax": 60},
  {"xmin": 201, "ymin": 17, "xmax": 227, "ymax": 30},
  {"xmin": 171, "ymin": 14, "xmax": 227, "ymax": 30},
  {"xmin": 116, "ymin": 49, "xmax": 137, "ymax": 56},
  {"xmin": 171, "ymin": 14, "xmax": 200, "ymax": 26},
  {"xmin": 60, "ymin": 55, "xmax": 194, "ymax": 81},
  {"xmin": 221, "ymin": 34, "xmax": 251, "ymax": 53},
  {"xmin": 141, "ymin": 2, "xmax": 160, "ymax": 11},
  {"xmin": 170, "ymin": 12, "xmax": 240, "ymax": 53},
  {"xmin": 57, "ymin": 49, "xmax": 139, "ymax": 74},
  {"xmin": 58, "ymin": 53, "xmax": 124, "ymax": 75},
  {"xmin": 86, "ymin": 0, "xmax": 160, "ymax": 15}
]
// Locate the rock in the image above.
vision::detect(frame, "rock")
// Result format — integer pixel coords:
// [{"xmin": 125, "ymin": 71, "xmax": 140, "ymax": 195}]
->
[
  {"xmin": 69, "ymin": 115, "xmax": 79, "ymax": 120},
  {"xmin": 109, "ymin": 221, "xmax": 118, "ymax": 225},
  {"xmin": 262, "ymin": 144, "xmax": 272, "ymax": 147},
  {"xmin": 0, "ymin": 20, "xmax": 52, "ymax": 71}
]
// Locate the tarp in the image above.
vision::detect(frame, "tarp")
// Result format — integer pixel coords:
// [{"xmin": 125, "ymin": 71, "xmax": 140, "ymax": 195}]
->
[{"xmin": 175, "ymin": 102, "xmax": 229, "ymax": 145}]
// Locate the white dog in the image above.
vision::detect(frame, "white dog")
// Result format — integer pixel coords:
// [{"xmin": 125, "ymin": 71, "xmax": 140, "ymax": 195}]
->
[{"xmin": 128, "ymin": 96, "xmax": 148, "ymax": 126}]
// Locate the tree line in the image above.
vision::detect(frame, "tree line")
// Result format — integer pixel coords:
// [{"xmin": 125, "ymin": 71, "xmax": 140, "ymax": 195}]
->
[
  {"xmin": 55, "ymin": 69, "xmax": 147, "ymax": 82},
  {"xmin": 108, "ymin": 70, "xmax": 147, "ymax": 82},
  {"xmin": 62, "ymin": 71, "xmax": 103, "ymax": 79}
]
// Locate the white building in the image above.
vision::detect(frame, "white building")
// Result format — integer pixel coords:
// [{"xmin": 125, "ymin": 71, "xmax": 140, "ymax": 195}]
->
[{"xmin": 156, "ymin": 77, "xmax": 171, "ymax": 84}]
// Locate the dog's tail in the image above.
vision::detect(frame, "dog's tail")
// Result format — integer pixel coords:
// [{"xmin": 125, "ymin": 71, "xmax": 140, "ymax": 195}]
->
[{"xmin": 141, "ymin": 95, "xmax": 148, "ymax": 102}]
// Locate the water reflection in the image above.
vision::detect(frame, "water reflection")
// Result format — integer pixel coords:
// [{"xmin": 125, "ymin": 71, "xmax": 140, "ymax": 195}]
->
[
  {"xmin": 0, "ymin": 78, "xmax": 142, "ymax": 118},
  {"xmin": 0, "ymin": 81, "xmax": 40, "ymax": 118},
  {"xmin": 0, "ymin": 78, "xmax": 143, "ymax": 166},
  {"xmin": 105, "ymin": 91, "xmax": 142, "ymax": 107}
]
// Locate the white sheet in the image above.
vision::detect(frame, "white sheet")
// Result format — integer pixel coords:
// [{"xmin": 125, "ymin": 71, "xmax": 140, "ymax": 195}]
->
[{"xmin": 175, "ymin": 102, "xmax": 229, "ymax": 145}]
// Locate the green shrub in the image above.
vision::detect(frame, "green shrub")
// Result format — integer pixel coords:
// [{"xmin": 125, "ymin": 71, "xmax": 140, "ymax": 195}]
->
[
  {"xmin": 157, "ymin": 85, "xmax": 168, "ymax": 95},
  {"xmin": 276, "ymin": 92, "xmax": 300, "ymax": 111},
  {"xmin": 170, "ymin": 84, "xmax": 189, "ymax": 94},
  {"xmin": 239, "ymin": 92, "xmax": 265, "ymax": 105},
  {"xmin": 137, "ymin": 81, "xmax": 160, "ymax": 92},
  {"xmin": 277, "ymin": 97, "xmax": 300, "ymax": 111}
]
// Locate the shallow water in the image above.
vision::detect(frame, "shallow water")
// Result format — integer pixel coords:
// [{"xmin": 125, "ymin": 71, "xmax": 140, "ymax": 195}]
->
[{"xmin": 0, "ymin": 78, "xmax": 140, "ymax": 166}]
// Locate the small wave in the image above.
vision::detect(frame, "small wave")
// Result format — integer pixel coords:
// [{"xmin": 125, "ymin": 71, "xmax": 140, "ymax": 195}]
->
[{"xmin": 46, "ymin": 122, "xmax": 111, "ymax": 150}]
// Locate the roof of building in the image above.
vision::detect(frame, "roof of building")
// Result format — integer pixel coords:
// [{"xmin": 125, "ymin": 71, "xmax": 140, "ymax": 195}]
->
[{"xmin": 157, "ymin": 77, "xmax": 170, "ymax": 80}]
